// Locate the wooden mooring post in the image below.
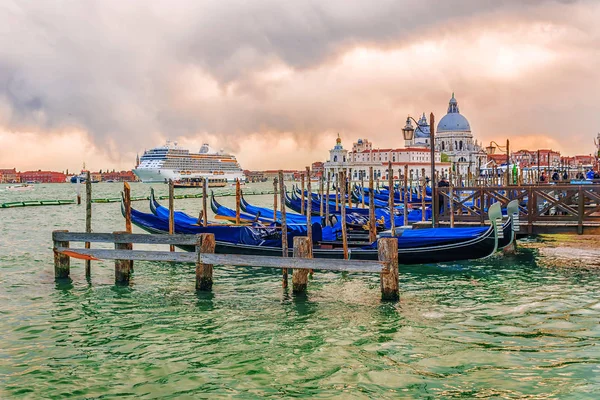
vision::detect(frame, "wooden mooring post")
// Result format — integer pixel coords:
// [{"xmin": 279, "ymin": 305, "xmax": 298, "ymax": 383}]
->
[
  {"xmin": 273, "ymin": 177, "xmax": 278, "ymax": 222},
  {"xmin": 340, "ymin": 171, "xmax": 348, "ymax": 259},
  {"xmin": 168, "ymin": 179, "xmax": 175, "ymax": 252},
  {"xmin": 319, "ymin": 176, "xmax": 324, "ymax": 221},
  {"xmin": 301, "ymin": 173, "xmax": 305, "ymax": 216},
  {"xmin": 388, "ymin": 162, "xmax": 395, "ymax": 234},
  {"xmin": 292, "ymin": 236, "xmax": 311, "ymax": 293},
  {"xmin": 325, "ymin": 171, "xmax": 331, "ymax": 226},
  {"xmin": 123, "ymin": 182, "xmax": 132, "ymax": 233},
  {"xmin": 202, "ymin": 178, "xmax": 208, "ymax": 227},
  {"xmin": 369, "ymin": 167, "xmax": 376, "ymax": 242},
  {"xmin": 306, "ymin": 166, "xmax": 312, "ymax": 251},
  {"xmin": 235, "ymin": 179, "xmax": 241, "ymax": 225},
  {"xmin": 196, "ymin": 233, "xmax": 216, "ymax": 291},
  {"xmin": 278, "ymin": 171, "xmax": 288, "ymax": 287},
  {"xmin": 114, "ymin": 231, "xmax": 132, "ymax": 284},
  {"xmin": 85, "ymin": 171, "xmax": 92, "ymax": 278},
  {"xmin": 53, "ymin": 230, "xmax": 70, "ymax": 279},
  {"xmin": 379, "ymin": 237, "xmax": 399, "ymax": 301},
  {"xmin": 403, "ymin": 165, "xmax": 409, "ymax": 227}
]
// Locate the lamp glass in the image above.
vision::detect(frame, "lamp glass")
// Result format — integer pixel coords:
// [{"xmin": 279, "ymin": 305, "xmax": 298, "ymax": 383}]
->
[{"xmin": 486, "ymin": 145, "xmax": 496, "ymax": 155}]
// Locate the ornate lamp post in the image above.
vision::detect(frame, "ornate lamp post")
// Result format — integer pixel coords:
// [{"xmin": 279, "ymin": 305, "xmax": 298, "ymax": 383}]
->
[
  {"xmin": 403, "ymin": 114, "xmax": 436, "ymax": 226},
  {"xmin": 486, "ymin": 139, "xmax": 510, "ymax": 185}
]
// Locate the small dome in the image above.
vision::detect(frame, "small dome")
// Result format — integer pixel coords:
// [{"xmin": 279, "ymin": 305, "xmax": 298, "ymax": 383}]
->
[{"xmin": 357, "ymin": 138, "xmax": 363, "ymax": 144}]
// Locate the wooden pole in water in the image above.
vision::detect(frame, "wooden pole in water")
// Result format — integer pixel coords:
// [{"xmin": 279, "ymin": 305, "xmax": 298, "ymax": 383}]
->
[
  {"xmin": 403, "ymin": 165, "xmax": 409, "ymax": 227},
  {"xmin": 169, "ymin": 179, "xmax": 175, "ymax": 252},
  {"xmin": 379, "ymin": 238, "xmax": 399, "ymax": 301},
  {"xmin": 292, "ymin": 236, "xmax": 311, "ymax": 293},
  {"xmin": 278, "ymin": 171, "xmax": 288, "ymax": 288},
  {"xmin": 369, "ymin": 167, "xmax": 376, "ymax": 242},
  {"xmin": 306, "ymin": 166, "xmax": 312, "ymax": 252},
  {"xmin": 301, "ymin": 173, "xmax": 305, "ymax": 216},
  {"xmin": 85, "ymin": 171, "xmax": 92, "ymax": 278},
  {"xmin": 319, "ymin": 176, "xmax": 324, "ymax": 221},
  {"xmin": 325, "ymin": 171, "xmax": 331, "ymax": 226},
  {"xmin": 235, "ymin": 179, "xmax": 241, "ymax": 225},
  {"xmin": 335, "ymin": 173, "xmax": 339, "ymax": 212},
  {"xmin": 449, "ymin": 168, "xmax": 455, "ymax": 228},
  {"xmin": 388, "ymin": 161, "xmax": 395, "ymax": 234},
  {"xmin": 53, "ymin": 230, "xmax": 70, "ymax": 279},
  {"xmin": 273, "ymin": 177, "xmax": 278, "ymax": 222},
  {"xmin": 196, "ymin": 233, "xmax": 216, "ymax": 291},
  {"xmin": 114, "ymin": 231, "xmax": 132, "ymax": 284},
  {"xmin": 340, "ymin": 171, "xmax": 348, "ymax": 259},
  {"xmin": 124, "ymin": 182, "xmax": 132, "ymax": 233},
  {"xmin": 202, "ymin": 177, "xmax": 208, "ymax": 227},
  {"xmin": 361, "ymin": 176, "xmax": 365, "ymax": 208},
  {"xmin": 76, "ymin": 177, "xmax": 81, "ymax": 205},
  {"xmin": 421, "ymin": 168, "xmax": 427, "ymax": 221}
]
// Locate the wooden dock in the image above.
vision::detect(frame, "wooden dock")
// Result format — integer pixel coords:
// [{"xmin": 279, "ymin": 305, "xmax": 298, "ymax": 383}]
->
[
  {"xmin": 52, "ymin": 231, "xmax": 400, "ymax": 301},
  {"xmin": 432, "ymin": 184, "xmax": 600, "ymax": 235}
]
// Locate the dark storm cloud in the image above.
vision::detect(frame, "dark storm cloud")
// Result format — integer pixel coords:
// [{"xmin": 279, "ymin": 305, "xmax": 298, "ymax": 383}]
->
[{"xmin": 0, "ymin": 0, "xmax": 597, "ymax": 159}]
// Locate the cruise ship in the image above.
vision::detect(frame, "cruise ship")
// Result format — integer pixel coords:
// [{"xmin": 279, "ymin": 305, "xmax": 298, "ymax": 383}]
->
[{"xmin": 132, "ymin": 141, "xmax": 245, "ymax": 183}]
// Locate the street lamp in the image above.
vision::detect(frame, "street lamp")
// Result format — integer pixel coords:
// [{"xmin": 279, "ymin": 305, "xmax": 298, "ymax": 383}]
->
[
  {"xmin": 403, "ymin": 114, "xmax": 436, "ymax": 226},
  {"xmin": 486, "ymin": 139, "xmax": 510, "ymax": 185}
]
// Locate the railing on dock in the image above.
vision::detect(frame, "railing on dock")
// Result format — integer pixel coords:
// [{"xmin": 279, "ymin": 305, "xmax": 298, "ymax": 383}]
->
[
  {"xmin": 52, "ymin": 231, "xmax": 400, "ymax": 301},
  {"xmin": 436, "ymin": 184, "xmax": 600, "ymax": 234}
]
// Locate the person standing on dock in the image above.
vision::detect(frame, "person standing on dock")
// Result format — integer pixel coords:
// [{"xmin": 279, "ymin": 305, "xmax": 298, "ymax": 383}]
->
[{"xmin": 438, "ymin": 177, "xmax": 449, "ymax": 213}]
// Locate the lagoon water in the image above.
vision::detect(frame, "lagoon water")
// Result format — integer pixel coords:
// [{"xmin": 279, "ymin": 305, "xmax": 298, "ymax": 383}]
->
[{"xmin": 1, "ymin": 182, "xmax": 599, "ymax": 398}]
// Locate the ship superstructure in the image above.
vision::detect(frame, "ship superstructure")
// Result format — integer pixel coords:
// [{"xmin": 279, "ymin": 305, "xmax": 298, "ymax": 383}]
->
[{"xmin": 132, "ymin": 141, "xmax": 244, "ymax": 183}]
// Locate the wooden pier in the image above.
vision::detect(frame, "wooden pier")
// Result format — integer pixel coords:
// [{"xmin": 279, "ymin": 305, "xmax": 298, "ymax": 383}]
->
[
  {"xmin": 430, "ymin": 184, "xmax": 600, "ymax": 235},
  {"xmin": 52, "ymin": 231, "xmax": 400, "ymax": 301}
]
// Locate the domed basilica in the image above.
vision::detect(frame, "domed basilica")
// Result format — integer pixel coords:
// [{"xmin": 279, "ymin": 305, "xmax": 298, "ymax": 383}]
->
[{"xmin": 408, "ymin": 93, "xmax": 487, "ymax": 176}]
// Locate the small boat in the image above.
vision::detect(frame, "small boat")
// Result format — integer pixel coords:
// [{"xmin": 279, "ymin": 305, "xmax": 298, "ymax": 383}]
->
[
  {"xmin": 173, "ymin": 177, "xmax": 227, "ymax": 188},
  {"xmin": 6, "ymin": 184, "xmax": 34, "ymax": 191}
]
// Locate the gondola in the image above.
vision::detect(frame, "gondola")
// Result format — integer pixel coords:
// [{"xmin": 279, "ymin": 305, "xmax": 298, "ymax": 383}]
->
[{"xmin": 125, "ymin": 195, "xmax": 504, "ymax": 264}]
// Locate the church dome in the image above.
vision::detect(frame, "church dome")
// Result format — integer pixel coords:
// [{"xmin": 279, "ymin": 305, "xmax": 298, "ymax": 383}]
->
[
  {"xmin": 415, "ymin": 113, "xmax": 430, "ymax": 138},
  {"xmin": 437, "ymin": 93, "xmax": 471, "ymax": 133}
]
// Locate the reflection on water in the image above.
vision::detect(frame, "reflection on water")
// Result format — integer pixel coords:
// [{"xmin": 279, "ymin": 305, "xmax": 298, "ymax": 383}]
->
[{"xmin": 1, "ymin": 183, "xmax": 599, "ymax": 398}]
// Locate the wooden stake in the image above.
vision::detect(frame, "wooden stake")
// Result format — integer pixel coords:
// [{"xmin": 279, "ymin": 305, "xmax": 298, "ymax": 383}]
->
[
  {"xmin": 361, "ymin": 177, "xmax": 365, "ymax": 208},
  {"xmin": 292, "ymin": 236, "xmax": 311, "ymax": 293},
  {"xmin": 301, "ymin": 173, "xmax": 305, "ymax": 216},
  {"xmin": 379, "ymin": 238, "xmax": 399, "ymax": 301},
  {"xmin": 449, "ymin": 169, "xmax": 455, "ymax": 228},
  {"xmin": 114, "ymin": 231, "xmax": 132, "ymax": 284},
  {"xmin": 369, "ymin": 167, "xmax": 376, "ymax": 242},
  {"xmin": 278, "ymin": 171, "xmax": 288, "ymax": 288},
  {"xmin": 53, "ymin": 230, "xmax": 70, "ymax": 279},
  {"xmin": 169, "ymin": 179, "xmax": 175, "ymax": 252},
  {"xmin": 335, "ymin": 173, "xmax": 339, "ymax": 212},
  {"xmin": 319, "ymin": 176, "xmax": 324, "ymax": 220},
  {"xmin": 85, "ymin": 171, "xmax": 92, "ymax": 278},
  {"xmin": 124, "ymin": 182, "xmax": 132, "ymax": 233},
  {"xmin": 196, "ymin": 233, "xmax": 216, "ymax": 291},
  {"xmin": 325, "ymin": 171, "xmax": 331, "ymax": 226},
  {"xmin": 273, "ymin": 177, "xmax": 278, "ymax": 222},
  {"xmin": 388, "ymin": 161, "xmax": 395, "ymax": 234},
  {"xmin": 235, "ymin": 179, "xmax": 241, "ymax": 225},
  {"xmin": 403, "ymin": 165, "xmax": 409, "ymax": 227},
  {"xmin": 340, "ymin": 171, "xmax": 348, "ymax": 259},
  {"xmin": 202, "ymin": 177, "xmax": 208, "ymax": 227},
  {"xmin": 306, "ymin": 167, "xmax": 312, "ymax": 252},
  {"xmin": 421, "ymin": 168, "xmax": 426, "ymax": 222}
]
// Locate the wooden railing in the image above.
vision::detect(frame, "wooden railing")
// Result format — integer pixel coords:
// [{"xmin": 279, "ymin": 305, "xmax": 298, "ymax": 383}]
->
[{"xmin": 436, "ymin": 185, "xmax": 600, "ymax": 233}]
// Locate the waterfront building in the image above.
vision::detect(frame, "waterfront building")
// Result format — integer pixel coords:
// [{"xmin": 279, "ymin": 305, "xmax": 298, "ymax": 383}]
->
[
  {"xmin": 18, "ymin": 170, "xmax": 66, "ymax": 183},
  {"xmin": 324, "ymin": 135, "xmax": 450, "ymax": 181},
  {"xmin": 0, "ymin": 168, "xmax": 19, "ymax": 183},
  {"xmin": 512, "ymin": 149, "xmax": 561, "ymax": 168}
]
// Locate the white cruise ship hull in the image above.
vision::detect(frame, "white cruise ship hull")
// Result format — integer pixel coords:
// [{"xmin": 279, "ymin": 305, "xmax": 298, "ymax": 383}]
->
[{"xmin": 133, "ymin": 168, "xmax": 244, "ymax": 183}]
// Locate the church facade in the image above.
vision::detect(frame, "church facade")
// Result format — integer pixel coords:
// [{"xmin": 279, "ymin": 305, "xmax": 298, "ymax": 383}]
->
[{"xmin": 323, "ymin": 93, "xmax": 485, "ymax": 180}]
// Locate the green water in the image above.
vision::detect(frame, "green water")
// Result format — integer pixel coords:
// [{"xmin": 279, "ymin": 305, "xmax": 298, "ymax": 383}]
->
[{"xmin": 1, "ymin": 183, "xmax": 599, "ymax": 399}]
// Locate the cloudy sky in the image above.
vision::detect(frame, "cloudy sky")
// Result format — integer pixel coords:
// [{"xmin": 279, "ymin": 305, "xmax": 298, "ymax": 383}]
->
[{"xmin": 0, "ymin": 0, "xmax": 599, "ymax": 172}]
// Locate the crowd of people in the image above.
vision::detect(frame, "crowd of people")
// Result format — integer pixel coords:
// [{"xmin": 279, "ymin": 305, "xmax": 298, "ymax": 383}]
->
[{"xmin": 538, "ymin": 168, "xmax": 599, "ymax": 183}]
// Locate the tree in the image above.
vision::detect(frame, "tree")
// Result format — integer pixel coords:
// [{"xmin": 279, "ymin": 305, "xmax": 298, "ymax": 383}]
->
[{"xmin": 441, "ymin": 153, "xmax": 450, "ymax": 163}]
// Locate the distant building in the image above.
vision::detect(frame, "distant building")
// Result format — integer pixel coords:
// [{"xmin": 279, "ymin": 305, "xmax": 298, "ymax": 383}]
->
[
  {"xmin": 512, "ymin": 149, "xmax": 561, "ymax": 168},
  {"xmin": 244, "ymin": 170, "xmax": 266, "ymax": 182},
  {"xmin": 311, "ymin": 162, "xmax": 324, "ymax": 178},
  {"xmin": 100, "ymin": 170, "xmax": 137, "ymax": 182},
  {"xmin": 19, "ymin": 170, "xmax": 66, "ymax": 183},
  {"xmin": 0, "ymin": 168, "xmax": 19, "ymax": 183}
]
